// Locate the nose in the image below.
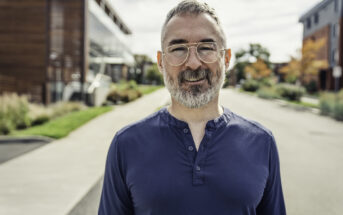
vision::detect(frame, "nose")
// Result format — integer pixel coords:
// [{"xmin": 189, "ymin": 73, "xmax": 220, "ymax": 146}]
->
[{"xmin": 184, "ymin": 46, "xmax": 202, "ymax": 70}]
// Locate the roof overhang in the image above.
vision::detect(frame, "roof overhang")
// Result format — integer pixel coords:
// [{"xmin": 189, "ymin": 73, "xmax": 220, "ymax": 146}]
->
[{"xmin": 299, "ymin": 0, "xmax": 332, "ymax": 23}]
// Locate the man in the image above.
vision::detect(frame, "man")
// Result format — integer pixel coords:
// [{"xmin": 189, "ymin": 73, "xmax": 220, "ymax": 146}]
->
[{"xmin": 99, "ymin": 1, "xmax": 286, "ymax": 214}]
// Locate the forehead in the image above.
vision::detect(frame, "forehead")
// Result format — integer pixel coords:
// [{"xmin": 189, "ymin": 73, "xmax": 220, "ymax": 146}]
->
[{"xmin": 163, "ymin": 13, "xmax": 222, "ymax": 47}]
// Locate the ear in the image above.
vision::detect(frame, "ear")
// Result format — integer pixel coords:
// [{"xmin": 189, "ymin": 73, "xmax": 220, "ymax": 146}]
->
[
  {"xmin": 224, "ymin": 49, "xmax": 231, "ymax": 70},
  {"xmin": 157, "ymin": 51, "xmax": 164, "ymax": 74}
]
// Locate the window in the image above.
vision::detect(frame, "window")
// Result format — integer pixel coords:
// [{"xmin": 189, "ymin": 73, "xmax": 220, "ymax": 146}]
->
[
  {"xmin": 333, "ymin": 24, "xmax": 336, "ymax": 38},
  {"xmin": 333, "ymin": 23, "xmax": 340, "ymax": 38},
  {"xmin": 314, "ymin": 13, "xmax": 319, "ymax": 24},
  {"xmin": 334, "ymin": 0, "xmax": 338, "ymax": 12},
  {"xmin": 332, "ymin": 49, "xmax": 338, "ymax": 64},
  {"xmin": 306, "ymin": 18, "xmax": 311, "ymax": 29}
]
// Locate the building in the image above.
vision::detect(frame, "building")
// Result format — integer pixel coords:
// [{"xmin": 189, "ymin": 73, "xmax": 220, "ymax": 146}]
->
[
  {"xmin": 0, "ymin": 0, "xmax": 134, "ymax": 104},
  {"xmin": 299, "ymin": 0, "xmax": 343, "ymax": 91}
]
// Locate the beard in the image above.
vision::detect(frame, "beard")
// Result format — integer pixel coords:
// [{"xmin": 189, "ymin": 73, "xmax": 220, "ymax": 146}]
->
[{"xmin": 163, "ymin": 68, "xmax": 224, "ymax": 109}]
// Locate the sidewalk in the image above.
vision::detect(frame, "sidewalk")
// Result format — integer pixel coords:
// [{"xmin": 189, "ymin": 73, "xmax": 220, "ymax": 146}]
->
[{"xmin": 0, "ymin": 88, "xmax": 169, "ymax": 215}]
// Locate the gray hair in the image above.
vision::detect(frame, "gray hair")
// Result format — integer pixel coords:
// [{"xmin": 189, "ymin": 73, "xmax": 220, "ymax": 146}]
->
[{"xmin": 161, "ymin": 0, "xmax": 227, "ymax": 49}]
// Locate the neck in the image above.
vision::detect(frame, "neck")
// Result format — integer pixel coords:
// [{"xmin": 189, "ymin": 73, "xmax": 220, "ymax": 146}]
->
[{"xmin": 168, "ymin": 95, "xmax": 223, "ymax": 124}]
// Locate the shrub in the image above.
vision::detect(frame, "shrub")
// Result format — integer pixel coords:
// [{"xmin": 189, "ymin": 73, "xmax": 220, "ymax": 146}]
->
[
  {"xmin": 0, "ymin": 118, "xmax": 12, "ymax": 135},
  {"xmin": 257, "ymin": 87, "xmax": 280, "ymax": 100},
  {"xmin": 106, "ymin": 90, "xmax": 122, "ymax": 104},
  {"xmin": 319, "ymin": 93, "xmax": 335, "ymax": 116},
  {"xmin": 0, "ymin": 93, "xmax": 31, "ymax": 134},
  {"xmin": 275, "ymin": 84, "xmax": 305, "ymax": 101},
  {"xmin": 127, "ymin": 80, "xmax": 138, "ymax": 90},
  {"xmin": 145, "ymin": 64, "xmax": 163, "ymax": 85},
  {"xmin": 106, "ymin": 80, "xmax": 142, "ymax": 104},
  {"xmin": 333, "ymin": 101, "xmax": 343, "ymax": 121},
  {"xmin": 242, "ymin": 79, "xmax": 260, "ymax": 92},
  {"xmin": 259, "ymin": 78, "xmax": 274, "ymax": 88},
  {"xmin": 28, "ymin": 103, "xmax": 52, "ymax": 126},
  {"xmin": 49, "ymin": 102, "xmax": 85, "ymax": 118},
  {"xmin": 305, "ymin": 79, "xmax": 318, "ymax": 94},
  {"xmin": 319, "ymin": 90, "xmax": 343, "ymax": 121}
]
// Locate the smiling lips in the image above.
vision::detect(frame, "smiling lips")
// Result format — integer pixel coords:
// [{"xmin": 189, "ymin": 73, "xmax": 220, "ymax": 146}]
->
[
  {"xmin": 182, "ymin": 69, "xmax": 207, "ymax": 83},
  {"xmin": 184, "ymin": 76, "xmax": 206, "ymax": 82}
]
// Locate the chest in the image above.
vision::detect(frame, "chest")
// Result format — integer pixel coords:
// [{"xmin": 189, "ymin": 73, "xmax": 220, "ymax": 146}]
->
[
  {"xmin": 125, "ymin": 132, "xmax": 269, "ymax": 212},
  {"xmin": 188, "ymin": 123, "xmax": 206, "ymax": 151}
]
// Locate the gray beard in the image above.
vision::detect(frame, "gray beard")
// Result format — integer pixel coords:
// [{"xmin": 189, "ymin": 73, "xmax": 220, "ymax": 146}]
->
[{"xmin": 163, "ymin": 69, "xmax": 224, "ymax": 109}]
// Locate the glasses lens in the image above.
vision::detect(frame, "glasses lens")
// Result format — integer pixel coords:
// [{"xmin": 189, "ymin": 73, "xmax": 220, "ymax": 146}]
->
[
  {"xmin": 164, "ymin": 42, "xmax": 221, "ymax": 66},
  {"xmin": 197, "ymin": 43, "xmax": 218, "ymax": 63},
  {"xmin": 165, "ymin": 44, "xmax": 188, "ymax": 66}
]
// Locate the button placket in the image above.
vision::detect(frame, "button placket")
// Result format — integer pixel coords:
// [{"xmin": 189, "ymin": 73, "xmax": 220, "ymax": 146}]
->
[
  {"xmin": 192, "ymin": 129, "xmax": 213, "ymax": 185},
  {"xmin": 180, "ymin": 126, "xmax": 197, "ymax": 166}
]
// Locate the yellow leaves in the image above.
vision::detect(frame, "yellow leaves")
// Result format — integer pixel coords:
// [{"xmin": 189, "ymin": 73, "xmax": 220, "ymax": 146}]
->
[
  {"xmin": 279, "ymin": 57, "xmax": 300, "ymax": 77},
  {"xmin": 280, "ymin": 38, "xmax": 328, "ymax": 83},
  {"xmin": 244, "ymin": 58, "xmax": 272, "ymax": 80}
]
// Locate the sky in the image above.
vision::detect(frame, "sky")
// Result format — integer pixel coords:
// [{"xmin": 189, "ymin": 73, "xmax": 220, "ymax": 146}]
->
[{"xmin": 109, "ymin": 0, "xmax": 322, "ymax": 64}]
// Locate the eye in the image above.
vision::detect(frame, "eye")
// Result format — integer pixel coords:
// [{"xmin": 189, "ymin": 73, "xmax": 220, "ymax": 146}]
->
[
  {"xmin": 198, "ymin": 43, "xmax": 216, "ymax": 51},
  {"xmin": 169, "ymin": 46, "xmax": 187, "ymax": 53}
]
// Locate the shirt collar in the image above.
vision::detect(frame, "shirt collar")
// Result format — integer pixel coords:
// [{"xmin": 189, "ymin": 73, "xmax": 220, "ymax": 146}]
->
[{"xmin": 159, "ymin": 107, "xmax": 231, "ymax": 130}]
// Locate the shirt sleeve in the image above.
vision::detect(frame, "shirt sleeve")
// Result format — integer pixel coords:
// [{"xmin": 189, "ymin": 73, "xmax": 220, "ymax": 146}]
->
[
  {"xmin": 256, "ymin": 135, "xmax": 286, "ymax": 215},
  {"xmin": 98, "ymin": 134, "xmax": 134, "ymax": 215}
]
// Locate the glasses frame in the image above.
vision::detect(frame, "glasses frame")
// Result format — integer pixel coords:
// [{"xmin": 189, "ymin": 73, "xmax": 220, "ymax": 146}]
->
[{"xmin": 162, "ymin": 42, "xmax": 226, "ymax": 66}]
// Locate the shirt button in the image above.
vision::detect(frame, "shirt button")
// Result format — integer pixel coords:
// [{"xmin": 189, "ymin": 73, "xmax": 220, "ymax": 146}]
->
[
  {"xmin": 196, "ymin": 166, "xmax": 201, "ymax": 171},
  {"xmin": 183, "ymin": 128, "xmax": 188, "ymax": 133},
  {"xmin": 188, "ymin": 146, "xmax": 194, "ymax": 151}
]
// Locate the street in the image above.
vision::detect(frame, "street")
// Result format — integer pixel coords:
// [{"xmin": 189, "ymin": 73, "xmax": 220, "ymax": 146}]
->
[
  {"xmin": 1, "ymin": 88, "xmax": 342, "ymax": 215},
  {"xmin": 220, "ymin": 89, "xmax": 343, "ymax": 215}
]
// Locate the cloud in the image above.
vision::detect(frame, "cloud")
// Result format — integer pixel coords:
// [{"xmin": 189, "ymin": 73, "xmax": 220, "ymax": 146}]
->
[{"xmin": 109, "ymin": 0, "xmax": 322, "ymax": 63}]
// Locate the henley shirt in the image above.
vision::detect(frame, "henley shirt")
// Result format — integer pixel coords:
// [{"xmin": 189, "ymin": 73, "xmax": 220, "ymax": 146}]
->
[{"xmin": 99, "ymin": 107, "xmax": 286, "ymax": 215}]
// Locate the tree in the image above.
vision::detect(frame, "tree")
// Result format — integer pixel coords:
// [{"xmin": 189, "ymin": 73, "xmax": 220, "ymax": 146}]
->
[
  {"xmin": 145, "ymin": 64, "xmax": 163, "ymax": 85},
  {"xmin": 134, "ymin": 54, "xmax": 153, "ymax": 84},
  {"xmin": 233, "ymin": 43, "xmax": 271, "ymax": 83},
  {"xmin": 244, "ymin": 59, "xmax": 272, "ymax": 80},
  {"xmin": 279, "ymin": 38, "xmax": 328, "ymax": 86}
]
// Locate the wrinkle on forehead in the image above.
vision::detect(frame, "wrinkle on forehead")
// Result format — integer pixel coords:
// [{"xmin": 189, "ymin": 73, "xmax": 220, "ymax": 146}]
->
[{"xmin": 161, "ymin": 13, "xmax": 225, "ymax": 50}]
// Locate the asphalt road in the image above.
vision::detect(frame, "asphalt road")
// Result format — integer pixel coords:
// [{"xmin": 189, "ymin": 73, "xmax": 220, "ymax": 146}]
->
[
  {"xmin": 0, "ymin": 137, "xmax": 51, "ymax": 164},
  {"xmin": 220, "ymin": 89, "xmax": 343, "ymax": 215}
]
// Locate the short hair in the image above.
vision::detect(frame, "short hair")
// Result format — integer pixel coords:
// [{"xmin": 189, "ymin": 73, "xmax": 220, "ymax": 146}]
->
[{"xmin": 161, "ymin": 0, "xmax": 227, "ymax": 49}]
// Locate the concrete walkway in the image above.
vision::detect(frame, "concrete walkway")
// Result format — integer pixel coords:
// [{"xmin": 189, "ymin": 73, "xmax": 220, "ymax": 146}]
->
[{"xmin": 0, "ymin": 88, "xmax": 170, "ymax": 215}]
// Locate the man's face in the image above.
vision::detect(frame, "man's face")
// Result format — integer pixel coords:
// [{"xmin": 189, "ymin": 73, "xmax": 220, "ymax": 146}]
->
[{"xmin": 158, "ymin": 13, "xmax": 231, "ymax": 108}]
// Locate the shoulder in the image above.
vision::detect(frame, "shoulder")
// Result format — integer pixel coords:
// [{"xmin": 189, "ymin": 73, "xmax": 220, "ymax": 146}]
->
[
  {"xmin": 110, "ymin": 109, "xmax": 164, "ymax": 148},
  {"xmin": 223, "ymin": 107, "xmax": 275, "ymax": 145},
  {"xmin": 225, "ymin": 108, "xmax": 272, "ymax": 136},
  {"xmin": 107, "ymin": 109, "xmax": 165, "ymax": 160}
]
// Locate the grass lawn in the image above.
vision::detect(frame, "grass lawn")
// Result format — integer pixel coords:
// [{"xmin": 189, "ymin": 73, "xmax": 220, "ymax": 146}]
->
[
  {"xmin": 11, "ymin": 106, "xmax": 113, "ymax": 139},
  {"xmin": 138, "ymin": 85, "xmax": 164, "ymax": 95},
  {"xmin": 288, "ymin": 101, "xmax": 319, "ymax": 109}
]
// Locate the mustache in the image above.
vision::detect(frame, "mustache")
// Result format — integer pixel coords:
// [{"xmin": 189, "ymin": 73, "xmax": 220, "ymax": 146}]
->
[{"xmin": 178, "ymin": 68, "xmax": 210, "ymax": 83}]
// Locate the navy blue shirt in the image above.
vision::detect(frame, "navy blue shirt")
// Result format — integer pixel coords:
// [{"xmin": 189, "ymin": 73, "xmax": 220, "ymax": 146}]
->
[{"xmin": 99, "ymin": 107, "xmax": 286, "ymax": 215}]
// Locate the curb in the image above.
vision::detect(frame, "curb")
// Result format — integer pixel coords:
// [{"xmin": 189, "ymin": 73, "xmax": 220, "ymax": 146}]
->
[{"xmin": 0, "ymin": 136, "xmax": 54, "ymax": 144}]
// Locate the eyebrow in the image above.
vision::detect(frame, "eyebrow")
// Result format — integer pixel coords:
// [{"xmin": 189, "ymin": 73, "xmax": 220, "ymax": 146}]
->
[
  {"xmin": 167, "ymin": 38, "xmax": 216, "ymax": 46},
  {"xmin": 168, "ymin": 39, "xmax": 188, "ymax": 46},
  {"xmin": 200, "ymin": 38, "xmax": 215, "ymax": 43}
]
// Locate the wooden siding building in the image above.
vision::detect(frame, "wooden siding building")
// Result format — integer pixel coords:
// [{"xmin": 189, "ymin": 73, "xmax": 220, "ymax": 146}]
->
[
  {"xmin": 299, "ymin": 0, "xmax": 343, "ymax": 91},
  {"xmin": 0, "ymin": 0, "xmax": 133, "ymax": 104}
]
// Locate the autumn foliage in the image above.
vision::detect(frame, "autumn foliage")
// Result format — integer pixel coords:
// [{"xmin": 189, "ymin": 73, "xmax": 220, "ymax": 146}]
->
[
  {"xmin": 244, "ymin": 59, "xmax": 272, "ymax": 80},
  {"xmin": 280, "ymin": 38, "xmax": 328, "ymax": 84}
]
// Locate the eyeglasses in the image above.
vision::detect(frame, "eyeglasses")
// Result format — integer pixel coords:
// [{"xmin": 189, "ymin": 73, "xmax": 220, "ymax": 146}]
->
[{"xmin": 162, "ymin": 42, "xmax": 225, "ymax": 66}]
